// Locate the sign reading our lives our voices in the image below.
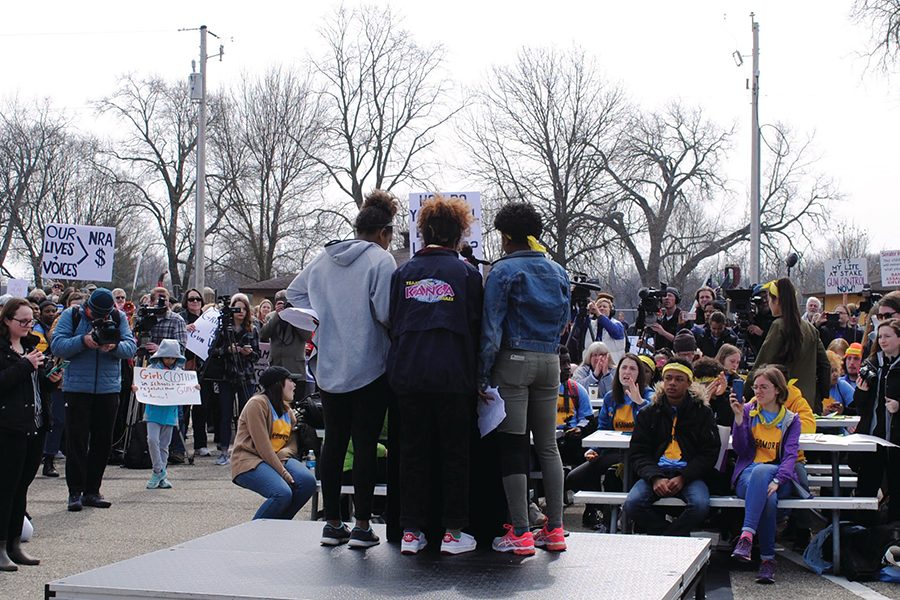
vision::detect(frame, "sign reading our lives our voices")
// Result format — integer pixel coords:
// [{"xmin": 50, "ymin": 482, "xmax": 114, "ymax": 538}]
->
[{"xmin": 134, "ymin": 367, "xmax": 201, "ymax": 407}]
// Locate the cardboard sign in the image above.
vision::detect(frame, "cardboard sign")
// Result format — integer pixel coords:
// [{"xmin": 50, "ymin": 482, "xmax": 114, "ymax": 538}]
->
[
  {"xmin": 882, "ymin": 250, "xmax": 900, "ymax": 288},
  {"xmin": 408, "ymin": 192, "xmax": 483, "ymax": 260},
  {"xmin": 186, "ymin": 308, "xmax": 221, "ymax": 361},
  {"xmin": 134, "ymin": 367, "xmax": 201, "ymax": 406},
  {"xmin": 40, "ymin": 223, "xmax": 116, "ymax": 282},
  {"xmin": 824, "ymin": 258, "xmax": 868, "ymax": 295},
  {"xmin": 6, "ymin": 278, "xmax": 29, "ymax": 298},
  {"xmin": 252, "ymin": 342, "xmax": 271, "ymax": 388}
]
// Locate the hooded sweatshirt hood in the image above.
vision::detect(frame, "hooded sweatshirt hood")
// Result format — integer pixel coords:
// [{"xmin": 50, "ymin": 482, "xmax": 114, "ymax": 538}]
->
[{"xmin": 324, "ymin": 239, "xmax": 380, "ymax": 267}]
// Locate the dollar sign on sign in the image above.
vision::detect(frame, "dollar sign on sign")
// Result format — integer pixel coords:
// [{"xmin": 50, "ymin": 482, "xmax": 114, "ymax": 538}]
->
[{"xmin": 94, "ymin": 248, "xmax": 106, "ymax": 268}]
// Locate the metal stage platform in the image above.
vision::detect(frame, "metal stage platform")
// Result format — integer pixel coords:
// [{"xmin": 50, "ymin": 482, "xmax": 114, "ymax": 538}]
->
[{"xmin": 46, "ymin": 520, "xmax": 710, "ymax": 600}]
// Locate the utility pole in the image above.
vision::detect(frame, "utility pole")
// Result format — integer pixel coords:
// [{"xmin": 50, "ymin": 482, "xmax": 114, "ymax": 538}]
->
[
  {"xmin": 749, "ymin": 14, "xmax": 761, "ymax": 284},
  {"xmin": 194, "ymin": 25, "xmax": 208, "ymax": 292}
]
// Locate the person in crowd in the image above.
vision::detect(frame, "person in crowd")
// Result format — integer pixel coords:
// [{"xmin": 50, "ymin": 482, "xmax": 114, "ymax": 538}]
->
[
  {"xmin": 693, "ymin": 357, "xmax": 731, "ymax": 427},
  {"xmin": 716, "ymin": 344, "xmax": 742, "ymax": 380},
  {"xmin": 51, "ymin": 289, "xmax": 137, "ymax": 512},
  {"xmin": 623, "ymin": 359, "xmax": 720, "ymax": 535},
  {"xmin": 27, "ymin": 289, "xmax": 46, "ymax": 305},
  {"xmin": 567, "ymin": 353, "xmax": 652, "ymax": 530},
  {"xmin": 867, "ymin": 292, "xmax": 900, "ymax": 351},
  {"xmin": 638, "ymin": 353, "xmax": 657, "ymax": 383},
  {"xmin": 260, "ymin": 289, "xmax": 311, "ymax": 400},
  {"xmin": 843, "ymin": 343, "xmax": 863, "ymax": 389},
  {"xmin": 648, "ymin": 287, "xmax": 683, "ymax": 351},
  {"xmin": 207, "ymin": 293, "xmax": 260, "ymax": 467},
  {"xmin": 255, "ymin": 299, "xmax": 274, "ymax": 340},
  {"xmin": 747, "ymin": 286, "xmax": 776, "ymax": 357},
  {"xmin": 33, "ymin": 300, "xmax": 63, "ymax": 477},
  {"xmin": 573, "ymin": 341, "xmax": 614, "ymax": 401},
  {"xmin": 111, "ymin": 289, "xmax": 127, "ymax": 313},
  {"xmin": 827, "ymin": 338, "xmax": 849, "ymax": 357},
  {"xmin": 695, "ymin": 311, "xmax": 737, "ymax": 358},
  {"xmin": 751, "ymin": 279, "xmax": 829, "ymax": 413},
  {"xmin": 231, "ymin": 366, "xmax": 317, "ymax": 520},
  {"xmin": 672, "ymin": 329, "xmax": 699, "ymax": 363},
  {"xmin": 577, "ymin": 295, "xmax": 626, "ymax": 365},
  {"xmin": 478, "ymin": 201, "xmax": 570, "ymax": 555},
  {"xmin": 49, "ymin": 282, "xmax": 64, "ymax": 304},
  {"xmin": 650, "ymin": 348, "xmax": 673, "ymax": 384},
  {"xmin": 180, "ymin": 288, "xmax": 213, "ymax": 457},
  {"xmin": 818, "ymin": 304, "xmax": 864, "ymax": 346},
  {"xmin": 0, "ymin": 298, "xmax": 56, "ymax": 570},
  {"xmin": 386, "ymin": 194, "xmax": 482, "ymax": 556},
  {"xmin": 136, "ymin": 340, "xmax": 187, "ymax": 489},
  {"xmin": 848, "ymin": 318, "xmax": 900, "ymax": 522},
  {"xmin": 801, "ymin": 296, "xmax": 823, "ymax": 325},
  {"xmin": 288, "ymin": 189, "xmax": 397, "ymax": 549},
  {"xmin": 846, "ymin": 303, "xmax": 865, "ymax": 339},
  {"xmin": 729, "ymin": 366, "xmax": 801, "ymax": 584},
  {"xmin": 555, "ymin": 345, "xmax": 594, "ymax": 467},
  {"xmin": 690, "ymin": 286, "xmax": 718, "ymax": 327},
  {"xmin": 32, "ymin": 300, "xmax": 57, "ymax": 354},
  {"xmin": 822, "ymin": 350, "xmax": 854, "ymax": 415}
]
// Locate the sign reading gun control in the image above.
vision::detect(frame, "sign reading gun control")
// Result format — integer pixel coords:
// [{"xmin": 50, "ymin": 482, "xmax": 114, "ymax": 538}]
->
[
  {"xmin": 134, "ymin": 367, "xmax": 201, "ymax": 407},
  {"xmin": 41, "ymin": 223, "xmax": 116, "ymax": 282}
]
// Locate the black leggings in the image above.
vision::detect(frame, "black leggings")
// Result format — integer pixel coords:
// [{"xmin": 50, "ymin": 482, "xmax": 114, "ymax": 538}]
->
[
  {"xmin": 0, "ymin": 431, "xmax": 44, "ymax": 542},
  {"xmin": 319, "ymin": 375, "xmax": 390, "ymax": 522}
]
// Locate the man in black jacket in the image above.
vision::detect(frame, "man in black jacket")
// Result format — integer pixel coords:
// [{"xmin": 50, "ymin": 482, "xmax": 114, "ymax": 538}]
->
[{"xmin": 623, "ymin": 358, "xmax": 721, "ymax": 536}]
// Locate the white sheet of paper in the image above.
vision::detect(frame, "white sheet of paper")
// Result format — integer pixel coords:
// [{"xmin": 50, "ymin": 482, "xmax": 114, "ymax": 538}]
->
[
  {"xmin": 279, "ymin": 307, "xmax": 319, "ymax": 332},
  {"xmin": 477, "ymin": 386, "xmax": 506, "ymax": 438},
  {"xmin": 185, "ymin": 308, "xmax": 220, "ymax": 361},
  {"xmin": 134, "ymin": 367, "xmax": 201, "ymax": 406},
  {"xmin": 845, "ymin": 433, "xmax": 899, "ymax": 448}
]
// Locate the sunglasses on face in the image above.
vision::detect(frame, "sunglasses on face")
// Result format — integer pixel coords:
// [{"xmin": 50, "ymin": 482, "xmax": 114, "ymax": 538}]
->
[
  {"xmin": 188, "ymin": 297, "xmax": 202, "ymax": 302},
  {"xmin": 879, "ymin": 311, "xmax": 897, "ymax": 320},
  {"xmin": 115, "ymin": 296, "xmax": 126, "ymax": 301}
]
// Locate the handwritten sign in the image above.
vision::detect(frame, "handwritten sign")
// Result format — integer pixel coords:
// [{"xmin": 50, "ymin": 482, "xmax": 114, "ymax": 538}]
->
[
  {"xmin": 186, "ymin": 308, "xmax": 220, "ymax": 361},
  {"xmin": 882, "ymin": 250, "xmax": 900, "ymax": 288},
  {"xmin": 134, "ymin": 367, "xmax": 201, "ymax": 406},
  {"xmin": 6, "ymin": 278, "xmax": 29, "ymax": 298},
  {"xmin": 40, "ymin": 223, "xmax": 116, "ymax": 282},
  {"xmin": 824, "ymin": 258, "xmax": 868, "ymax": 295},
  {"xmin": 408, "ymin": 192, "xmax": 483, "ymax": 260},
  {"xmin": 252, "ymin": 342, "xmax": 271, "ymax": 388}
]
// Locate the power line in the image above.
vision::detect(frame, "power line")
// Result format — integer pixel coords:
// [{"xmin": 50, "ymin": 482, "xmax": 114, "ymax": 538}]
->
[{"xmin": 0, "ymin": 28, "xmax": 179, "ymax": 38}]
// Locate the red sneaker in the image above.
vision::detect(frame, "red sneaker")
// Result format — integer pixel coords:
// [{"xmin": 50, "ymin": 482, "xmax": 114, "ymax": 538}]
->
[
  {"xmin": 533, "ymin": 525, "xmax": 567, "ymax": 552},
  {"xmin": 491, "ymin": 524, "xmax": 535, "ymax": 556}
]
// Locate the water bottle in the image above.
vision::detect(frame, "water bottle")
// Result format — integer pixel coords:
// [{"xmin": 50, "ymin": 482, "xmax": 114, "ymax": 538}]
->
[{"xmin": 306, "ymin": 450, "xmax": 316, "ymax": 476}]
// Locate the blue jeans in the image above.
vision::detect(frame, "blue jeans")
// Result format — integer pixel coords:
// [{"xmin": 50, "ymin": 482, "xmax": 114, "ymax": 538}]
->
[
  {"xmin": 623, "ymin": 475, "xmax": 710, "ymax": 536},
  {"xmin": 736, "ymin": 463, "xmax": 793, "ymax": 560},
  {"xmin": 234, "ymin": 458, "xmax": 317, "ymax": 520}
]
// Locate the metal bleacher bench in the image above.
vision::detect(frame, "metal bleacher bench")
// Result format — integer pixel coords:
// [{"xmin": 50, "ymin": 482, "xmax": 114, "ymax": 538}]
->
[{"xmin": 573, "ymin": 491, "xmax": 877, "ymax": 513}]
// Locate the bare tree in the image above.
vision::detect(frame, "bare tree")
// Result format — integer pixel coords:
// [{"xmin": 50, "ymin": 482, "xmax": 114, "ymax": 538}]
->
[
  {"xmin": 853, "ymin": 0, "xmax": 900, "ymax": 68},
  {"xmin": 310, "ymin": 4, "xmax": 460, "ymax": 207},
  {"xmin": 462, "ymin": 46, "xmax": 626, "ymax": 271},
  {"xmin": 209, "ymin": 67, "xmax": 328, "ymax": 282},
  {"xmin": 0, "ymin": 100, "xmax": 67, "ymax": 277},
  {"xmin": 95, "ymin": 74, "xmax": 223, "ymax": 290}
]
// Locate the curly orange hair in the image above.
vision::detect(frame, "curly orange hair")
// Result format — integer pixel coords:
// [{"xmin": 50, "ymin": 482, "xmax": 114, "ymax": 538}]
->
[{"xmin": 417, "ymin": 195, "xmax": 474, "ymax": 247}]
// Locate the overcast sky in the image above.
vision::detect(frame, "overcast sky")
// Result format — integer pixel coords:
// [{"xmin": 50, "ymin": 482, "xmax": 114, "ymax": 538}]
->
[{"xmin": 1, "ymin": 0, "xmax": 896, "ymax": 268}]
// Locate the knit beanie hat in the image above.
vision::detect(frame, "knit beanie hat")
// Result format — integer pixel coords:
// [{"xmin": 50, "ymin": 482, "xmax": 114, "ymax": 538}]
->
[
  {"xmin": 87, "ymin": 288, "xmax": 115, "ymax": 316},
  {"xmin": 845, "ymin": 343, "xmax": 863, "ymax": 358},
  {"xmin": 673, "ymin": 329, "xmax": 697, "ymax": 353}
]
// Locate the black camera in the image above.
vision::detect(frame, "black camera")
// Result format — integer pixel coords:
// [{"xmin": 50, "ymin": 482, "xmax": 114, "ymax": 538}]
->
[
  {"xmin": 90, "ymin": 318, "xmax": 121, "ymax": 346},
  {"xmin": 216, "ymin": 295, "xmax": 242, "ymax": 315},
  {"xmin": 569, "ymin": 272, "xmax": 603, "ymax": 312},
  {"xmin": 635, "ymin": 286, "xmax": 665, "ymax": 329},
  {"xmin": 824, "ymin": 312, "xmax": 841, "ymax": 326},
  {"xmin": 858, "ymin": 363, "xmax": 878, "ymax": 387},
  {"xmin": 134, "ymin": 296, "xmax": 169, "ymax": 335},
  {"xmin": 859, "ymin": 284, "xmax": 883, "ymax": 314}
]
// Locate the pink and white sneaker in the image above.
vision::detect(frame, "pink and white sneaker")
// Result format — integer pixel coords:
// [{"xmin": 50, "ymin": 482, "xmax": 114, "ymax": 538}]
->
[
  {"xmin": 400, "ymin": 530, "xmax": 427, "ymax": 555},
  {"xmin": 441, "ymin": 531, "xmax": 477, "ymax": 555}
]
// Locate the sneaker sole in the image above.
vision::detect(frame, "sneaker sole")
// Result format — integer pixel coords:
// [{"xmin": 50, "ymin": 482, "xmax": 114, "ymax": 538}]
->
[
  {"xmin": 441, "ymin": 545, "xmax": 476, "ymax": 555},
  {"xmin": 67, "ymin": 505, "xmax": 82, "ymax": 512},
  {"xmin": 755, "ymin": 577, "xmax": 774, "ymax": 584},
  {"xmin": 320, "ymin": 537, "xmax": 349, "ymax": 546},
  {"xmin": 731, "ymin": 552, "xmax": 752, "ymax": 562},
  {"xmin": 348, "ymin": 539, "xmax": 380, "ymax": 549},
  {"xmin": 401, "ymin": 546, "xmax": 426, "ymax": 555},
  {"xmin": 535, "ymin": 542, "xmax": 567, "ymax": 552},
  {"xmin": 492, "ymin": 545, "xmax": 535, "ymax": 556}
]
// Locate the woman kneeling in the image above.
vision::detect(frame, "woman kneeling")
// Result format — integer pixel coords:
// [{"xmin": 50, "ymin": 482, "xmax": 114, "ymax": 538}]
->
[
  {"xmin": 232, "ymin": 367, "xmax": 317, "ymax": 520},
  {"xmin": 729, "ymin": 366, "xmax": 800, "ymax": 584}
]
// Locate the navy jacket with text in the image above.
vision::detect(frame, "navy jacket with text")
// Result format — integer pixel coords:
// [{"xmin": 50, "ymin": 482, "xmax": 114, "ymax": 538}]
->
[{"xmin": 387, "ymin": 247, "xmax": 484, "ymax": 395}]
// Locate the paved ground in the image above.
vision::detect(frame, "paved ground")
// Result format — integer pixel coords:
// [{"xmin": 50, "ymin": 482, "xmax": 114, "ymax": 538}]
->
[{"xmin": 2, "ymin": 452, "xmax": 899, "ymax": 600}]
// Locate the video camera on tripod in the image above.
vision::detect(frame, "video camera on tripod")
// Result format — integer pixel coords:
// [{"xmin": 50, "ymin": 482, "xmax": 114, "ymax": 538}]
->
[
  {"xmin": 133, "ymin": 296, "xmax": 169, "ymax": 349},
  {"xmin": 635, "ymin": 286, "xmax": 666, "ymax": 330},
  {"xmin": 569, "ymin": 273, "xmax": 604, "ymax": 313},
  {"xmin": 200, "ymin": 296, "xmax": 248, "ymax": 383}
]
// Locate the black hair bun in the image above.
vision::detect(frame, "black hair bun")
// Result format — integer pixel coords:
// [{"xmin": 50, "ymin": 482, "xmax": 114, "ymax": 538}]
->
[{"xmin": 362, "ymin": 190, "xmax": 399, "ymax": 217}]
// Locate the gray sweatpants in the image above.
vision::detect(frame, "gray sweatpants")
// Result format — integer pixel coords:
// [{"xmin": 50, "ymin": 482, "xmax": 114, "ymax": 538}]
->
[
  {"xmin": 493, "ymin": 349, "xmax": 563, "ymax": 530},
  {"xmin": 146, "ymin": 422, "xmax": 174, "ymax": 474}
]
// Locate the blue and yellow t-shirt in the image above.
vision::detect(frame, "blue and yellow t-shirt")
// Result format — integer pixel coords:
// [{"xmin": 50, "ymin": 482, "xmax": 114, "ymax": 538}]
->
[
  {"xmin": 751, "ymin": 406, "xmax": 786, "ymax": 464},
  {"xmin": 270, "ymin": 405, "xmax": 292, "ymax": 453}
]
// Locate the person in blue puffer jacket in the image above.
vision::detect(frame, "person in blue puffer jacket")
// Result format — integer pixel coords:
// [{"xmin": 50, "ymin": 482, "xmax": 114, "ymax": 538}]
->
[{"xmin": 50, "ymin": 288, "xmax": 136, "ymax": 512}]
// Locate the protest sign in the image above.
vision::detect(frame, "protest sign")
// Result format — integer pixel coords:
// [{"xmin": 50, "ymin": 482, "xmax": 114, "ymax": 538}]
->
[
  {"xmin": 186, "ymin": 308, "xmax": 220, "ymax": 361},
  {"xmin": 408, "ymin": 192, "xmax": 483, "ymax": 261},
  {"xmin": 824, "ymin": 258, "xmax": 868, "ymax": 295},
  {"xmin": 134, "ymin": 367, "xmax": 201, "ymax": 406},
  {"xmin": 882, "ymin": 250, "xmax": 900, "ymax": 288},
  {"xmin": 6, "ymin": 278, "xmax": 29, "ymax": 298},
  {"xmin": 252, "ymin": 342, "xmax": 271, "ymax": 388},
  {"xmin": 40, "ymin": 223, "xmax": 116, "ymax": 282}
]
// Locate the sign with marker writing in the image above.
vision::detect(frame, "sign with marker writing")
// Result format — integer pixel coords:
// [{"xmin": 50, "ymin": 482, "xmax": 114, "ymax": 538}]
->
[
  {"xmin": 882, "ymin": 250, "xmax": 900, "ymax": 288},
  {"xmin": 408, "ymin": 192, "xmax": 483, "ymax": 262},
  {"xmin": 252, "ymin": 342, "xmax": 271, "ymax": 388},
  {"xmin": 824, "ymin": 257, "xmax": 868, "ymax": 295},
  {"xmin": 186, "ymin": 308, "xmax": 220, "ymax": 361},
  {"xmin": 40, "ymin": 223, "xmax": 116, "ymax": 282},
  {"xmin": 134, "ymin": 367, "xmax": 201, "ymax": 406},
  {"xmin": 6, "ymin": 279, "xmax": 29, "ymax": 298}
]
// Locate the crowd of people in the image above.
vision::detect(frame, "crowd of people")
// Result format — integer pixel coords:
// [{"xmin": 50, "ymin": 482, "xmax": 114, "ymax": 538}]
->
[{"xmin": 0, "ymin": 191, "xmax": 898, "ymax": 585}]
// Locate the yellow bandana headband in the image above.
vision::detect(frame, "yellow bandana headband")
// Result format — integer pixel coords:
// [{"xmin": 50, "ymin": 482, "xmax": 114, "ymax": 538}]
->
[
  {"xmin": 662, "ymin": 362, "xmax": 694, "ymax": 382},
  {"xmin": 527, "ymin": 235, "xmax": 546, "ymax": 253},
  {"xmin": 638, "ymin": 354, "xmax": 656, "ymax": 371},
  {"xmin": 762, "ymin": 280, "xmax": 779, "ymax": 298}
]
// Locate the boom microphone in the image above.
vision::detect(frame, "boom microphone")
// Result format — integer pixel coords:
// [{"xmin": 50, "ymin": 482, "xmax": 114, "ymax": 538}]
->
[{"xmin": 459, "ymin": 243, "xmax": 491, "ymax": 267}]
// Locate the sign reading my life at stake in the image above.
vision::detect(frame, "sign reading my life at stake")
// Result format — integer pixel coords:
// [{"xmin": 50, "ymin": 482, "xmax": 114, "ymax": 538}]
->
[{"xmin": 134, "ymin": 367, "xmax": 202, "ymax": 407}]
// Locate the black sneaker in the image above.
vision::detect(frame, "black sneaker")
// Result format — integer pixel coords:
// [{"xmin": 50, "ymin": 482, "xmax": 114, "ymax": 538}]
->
[
  {"xmin": 67, "ymin": 494, "xmax": 83, "ymax": 512},
  {"xmin": 320, "ymin": 523, "xmax": 352, "ymax": 546},
  {"xmin": 348, "ymin": 527, "xmax": 380, "ymax": 548},
  {"xmin": 82, "ymin": 494, "xmax": 112, "ymax": 508}
]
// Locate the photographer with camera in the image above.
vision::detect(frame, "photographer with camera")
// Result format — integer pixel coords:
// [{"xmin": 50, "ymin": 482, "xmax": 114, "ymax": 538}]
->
[
  {"xmin": 50, "ymin": 288, "xmax": 137, "ymax": 512},
  {"xmin": 848, "ymin": 317, "xmax": 900, "ymax": 522},
  {"xmin": 647, "ymin": 287, "xmax": 683, "ymax": 351},
  {"xmin": 817, "ymin": 304, "xmax": 864, "ymax": 347},
  {"xmin": 746, "ymin": 285, "xmax": 776, "ymax": 356},
  {"xmin": 138, "ymin": 287, "xmax": 187, "ymax": 355},
  {"xmin": 695, "ymin": 311, "xmax": 737, "ymax": 359},
  {"xmin": 205, "ymin": 293, "xmax": 260, "ymax": 467}
]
